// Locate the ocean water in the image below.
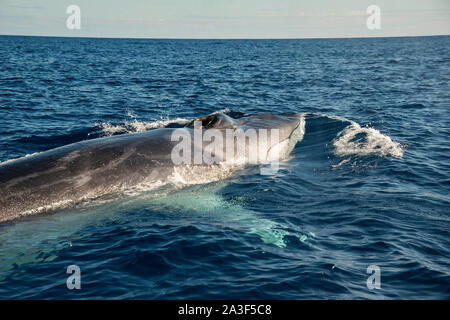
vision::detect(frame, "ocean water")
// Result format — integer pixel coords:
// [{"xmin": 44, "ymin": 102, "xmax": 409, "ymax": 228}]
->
[{"xmin": 0, "ymin": 35, "xmax": 449, "ymax": 299}]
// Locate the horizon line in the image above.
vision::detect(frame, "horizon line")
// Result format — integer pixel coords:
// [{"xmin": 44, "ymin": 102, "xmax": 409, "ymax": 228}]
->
[{"xmin": 1, "ymin": 33, "xmax": 449, "ymax": 41}]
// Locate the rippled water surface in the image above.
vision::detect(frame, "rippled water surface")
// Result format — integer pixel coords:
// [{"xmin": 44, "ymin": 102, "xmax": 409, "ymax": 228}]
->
[{"xmin": 0, "ymin": 35, "xmax": 449, "ymax": 299}]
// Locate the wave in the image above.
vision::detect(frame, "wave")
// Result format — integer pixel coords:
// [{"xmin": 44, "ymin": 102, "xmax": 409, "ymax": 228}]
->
[
  {"xmin": 292, "ymin": 112, "xmax": 404, "ymax": 167},
  {"xmin": 95, "ymin": 111, "xmax": 189, "ymax": 136},
  {"xmin": 333, "ymin": 121, "xmax": 404, "ymax": 159},
  {"xmin": 95, "ymin": 108, "xmax": 239, "ymax": 136}
]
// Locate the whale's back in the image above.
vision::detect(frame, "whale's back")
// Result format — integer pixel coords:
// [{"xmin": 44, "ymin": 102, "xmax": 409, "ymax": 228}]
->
[{"xmin": 0, "ymin": 129, "xmax": 175, "ymax": 222}]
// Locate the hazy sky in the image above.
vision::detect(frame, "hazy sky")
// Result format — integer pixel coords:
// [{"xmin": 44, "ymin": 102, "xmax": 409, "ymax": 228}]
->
[{"xmin": 0, "ymin": 0, "xmax": 449, "ymax": 38}]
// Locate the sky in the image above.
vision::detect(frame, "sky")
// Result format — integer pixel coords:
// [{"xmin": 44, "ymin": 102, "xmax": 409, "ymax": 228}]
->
[{"xmin": 0, "ymin": 0, "xmax": 449, "ymax": 38}]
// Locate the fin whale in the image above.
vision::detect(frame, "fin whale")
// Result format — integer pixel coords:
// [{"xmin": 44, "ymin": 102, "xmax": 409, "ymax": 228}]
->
[{"xmin": 0, "ymin": 112, "xmax": 305, "ymax": 223}]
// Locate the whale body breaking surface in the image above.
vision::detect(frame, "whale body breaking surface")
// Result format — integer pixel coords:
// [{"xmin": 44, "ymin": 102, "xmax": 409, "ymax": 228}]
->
[{"xmin": 0, "ymin": 112, "xmax": 305, "ymax": 223}]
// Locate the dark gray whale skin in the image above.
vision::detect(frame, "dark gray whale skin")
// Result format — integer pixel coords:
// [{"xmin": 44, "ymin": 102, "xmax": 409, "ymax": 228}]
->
[
  {"xmin": 0, "ymin": 113, "xmax": 302, "ymax": 223},
  {"xmin": 0, "ymin": 128, "xmax": 177, "ymax": 222}
]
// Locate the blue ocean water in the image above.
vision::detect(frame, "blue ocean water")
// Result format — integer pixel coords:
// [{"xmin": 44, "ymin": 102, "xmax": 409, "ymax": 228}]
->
[{"xmin": 0, "ymin": 35, "xmax": 449, "ymax": 299}]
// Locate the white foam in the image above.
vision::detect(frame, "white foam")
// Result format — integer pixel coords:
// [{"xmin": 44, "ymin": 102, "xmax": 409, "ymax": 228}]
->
[
  {"xmin": 96, "ymin": 111, "xmax": 189, "ymax": 136},
  {"xmin": 96, "ymin": 109, "xmax": 235, "ymax": 137},
  {"xmin": 211, "ymin": 108, "xmax": 231, "ymax": 115},
  {"xmin": 96, "ymin": 122, "xmax": 127, "ymax": 136},
  {"xmin": 333, "ymin": 122, "xmax": 404, "ymax": 159}
]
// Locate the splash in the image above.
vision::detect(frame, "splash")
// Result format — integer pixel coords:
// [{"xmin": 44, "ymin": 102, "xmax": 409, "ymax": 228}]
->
[
  {"xmin": 96, "ymin": 111, "xmax": 189, "ymax": 136},
  {"xmin": 211, "ymin": 107, "xmax": 232, "ymax": 115},
  {"xmin": 333, "ymin": 122, "xmax": 404, "ymax": 159}
]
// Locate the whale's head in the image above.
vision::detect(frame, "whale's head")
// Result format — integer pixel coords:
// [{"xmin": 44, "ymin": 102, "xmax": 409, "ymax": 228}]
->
[{"xmin": 185, "ymin": 112, "xmax": 305, "ymax": 166}]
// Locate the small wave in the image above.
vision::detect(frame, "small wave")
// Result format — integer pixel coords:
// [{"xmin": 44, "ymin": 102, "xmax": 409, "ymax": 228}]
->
[
  {"xmin": 96, "ymin": 111, "xmax": 189, "ymax": 136},
  {"xmin": 211, "ymin": 108, "xmax": 231, "ymax": 115},
  {"xmin": 333, "ymin": 122, "xmax": 404, "ymax": 159},
  {"xmin": 96, "ymin": 109, "xmax": 238, "ymax": 137}
]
